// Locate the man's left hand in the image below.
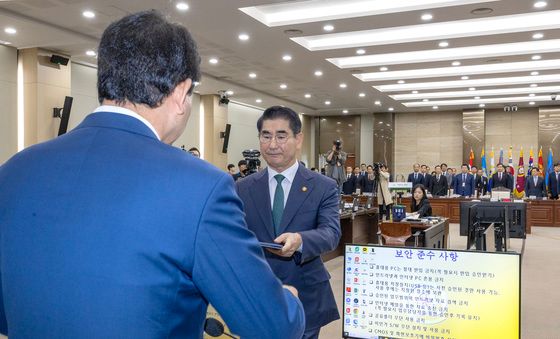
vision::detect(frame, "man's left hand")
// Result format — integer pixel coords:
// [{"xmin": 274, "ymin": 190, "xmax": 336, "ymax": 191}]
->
[{"xmin": 267, "ymin": 232, "xmax": 302, "ymax": 257}]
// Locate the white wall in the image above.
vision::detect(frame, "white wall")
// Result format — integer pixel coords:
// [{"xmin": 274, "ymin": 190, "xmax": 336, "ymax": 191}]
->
[
  {"xmin": 70, "ymin": 62, "xmax": 98, "ymax": 131},
  {"xmin": 227, "ymin": 101, "xmax": 262, "ymax": 166},
  {"xmin": 173, "ymin": 93, "xmax": 200, "ymax": 151},
  {"xmin": 0, "ymin": 45, "xmax": 17, "ymax": 164},
  {"xmin": 360, "ymin": 114, "xmax": 374, "ymax": 166}
]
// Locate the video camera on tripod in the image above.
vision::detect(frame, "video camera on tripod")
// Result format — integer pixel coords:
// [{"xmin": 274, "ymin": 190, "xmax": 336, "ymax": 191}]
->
[{"xmin": 242, "ymin": 149, "xmax": 261, "ymax": 175}]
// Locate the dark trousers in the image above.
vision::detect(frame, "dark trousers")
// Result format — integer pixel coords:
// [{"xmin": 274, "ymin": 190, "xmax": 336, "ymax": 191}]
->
[
  {"xmin": 302, "ymin": 327, "xmax": 320, "ymax": 339},
  {"xmin": 379, "ymin": 203, "xmax": 393, "ymax": 221}
]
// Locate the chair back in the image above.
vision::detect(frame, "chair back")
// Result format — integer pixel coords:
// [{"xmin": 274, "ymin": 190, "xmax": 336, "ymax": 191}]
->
[{"xmin": 380, "ymin": 223, "xmax": 412, "ymax": 246}]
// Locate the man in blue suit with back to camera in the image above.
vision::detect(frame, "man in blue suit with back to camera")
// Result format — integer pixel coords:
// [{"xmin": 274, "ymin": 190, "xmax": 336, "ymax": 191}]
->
[
  {"xmin": 236, "ymin": 106, "xmax": 341, "ymax": 339},
  {"xmin": 0, "ymin": 11, "xmax": 304, "ymax": 339},
  {"xmin": 452, "ymin": 163, "xmax": 474, "ymax": 196}
]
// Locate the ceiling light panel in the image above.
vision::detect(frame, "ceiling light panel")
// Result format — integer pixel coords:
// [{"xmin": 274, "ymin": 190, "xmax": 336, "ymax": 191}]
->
[
  {"xmin": 327, "ymin": 39, "xmax": 560, "ymax": 69},
  {"xmin": 375, "ymin": 74, "xmax": 560, "ymax": 91},
  {"xmin": 390, "ymin": 85, "xmax": 560, "ymax": 100},
  {"xmin": 354, "ymin": 59, "xmax": 560, "ymax": 82},
  {"xmin": 291, "ymin": 10, "xmax": 560, "ymax": 51},
  {"xmin": 239, "ymin": 0, "xmax": 497, "ymax": 27},
  {"xmin": 404, "ymin": 95, "xmax": 554, "ymax": 107}
]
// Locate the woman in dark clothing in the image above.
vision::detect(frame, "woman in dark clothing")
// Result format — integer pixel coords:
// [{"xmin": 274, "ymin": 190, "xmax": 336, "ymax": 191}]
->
[{"xmin": 411, "ymin": 184, "xmax": 432, "ymax": 217}]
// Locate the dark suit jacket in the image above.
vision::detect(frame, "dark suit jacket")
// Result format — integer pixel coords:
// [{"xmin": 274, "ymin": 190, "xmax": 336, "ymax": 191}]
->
[
  {"xmin": 0, "ymin": 112, "xmax": 305, "ymax": 338},
  {"xmin": 342, "ymin": 174, "xmax": 359, "ymax": 194},
  {"xmin": 361, "ymin": 175, "xmax": 375, "ymax": 193},
  {"xmin": 473, "ymin": 175, "xmax": 488, "ymax": 195},
  {"xmin": 407, "ymin": 172, "xmax": 424, "ymax": 186},
  {"xmin": 548, "ymin": 171, "xmax": 560, "ymax": 198},
  {"xmin": 452, "ymin": 173, "xmax": 474, "ymax": 196},
  {"xmin": 492, "ymin": 172, "xmax": 513, "ymax": 190},
  {"xmin": 429, "ymin": 175, "xmax": 448, "ymax": 196},
  {"xmin": 525, "ymin": 176, "xmax": 546, "ymax": 197},
  {"xmin": 411, "ymin": 198, "xmax": 432, "ymax": 217},
  {"xmin": 236, "ymin": 165, "xmax": 341, "ymax": 330}
]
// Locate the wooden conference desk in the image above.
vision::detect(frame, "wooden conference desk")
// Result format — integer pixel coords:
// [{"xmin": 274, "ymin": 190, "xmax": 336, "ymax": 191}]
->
[
  {"xmin": 398, "ymin": 197, "xmax": 560, "ymax": 234},
  {"xmin": 322, "ymin": 208, "xmax": 378, "ymax": 262},
  {"xmin": 379, "ymin": 219, "xmax": 449, "ymax": 249}
]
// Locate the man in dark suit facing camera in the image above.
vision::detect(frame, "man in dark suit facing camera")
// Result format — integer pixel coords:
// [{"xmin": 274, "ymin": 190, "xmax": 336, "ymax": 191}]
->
[
  {"xmin": 429, "ymin": 165, "xmax": 448, "ymax": 196},
  {"xmin": 525, "ymin": 167, "xmax": 546, "ymax": 197},
  {"xmin": 492, "ymin": 163, "xmax": 513, "ymax": 190}
]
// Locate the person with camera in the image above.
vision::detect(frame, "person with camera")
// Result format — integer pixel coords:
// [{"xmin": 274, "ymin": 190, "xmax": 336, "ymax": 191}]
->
[
  {"xmin": 376, "ymin": 164, "xmax": 393, "ymax": 221},
  {"xmin": 325, "ymin": 140, "xmax": 347, "ymax": 194},
  {"xmin": 232, "ymin": 159, "xmax": 248, "ymax": 182}
]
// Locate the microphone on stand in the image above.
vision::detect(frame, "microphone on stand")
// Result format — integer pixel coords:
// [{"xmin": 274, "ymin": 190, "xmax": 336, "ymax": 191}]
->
[{"xmin": 204, "ymin": 317, "xmax": 236, "ymax": 338}]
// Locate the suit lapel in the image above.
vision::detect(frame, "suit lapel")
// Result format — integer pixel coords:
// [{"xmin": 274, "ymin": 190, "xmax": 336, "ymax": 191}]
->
[
  {"xmin": 278, "ymin": 166, "xmax": 314, "ymax": 234},
  {"xmin": 248, "ymin": 169, "xmax": 275, "ymax": 240}
]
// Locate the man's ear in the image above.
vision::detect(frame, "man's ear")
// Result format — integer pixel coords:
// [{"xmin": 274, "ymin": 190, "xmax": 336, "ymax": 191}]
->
[{"xmin": 172, "ymin": 79, "xmax": 192, "ymax": 114}]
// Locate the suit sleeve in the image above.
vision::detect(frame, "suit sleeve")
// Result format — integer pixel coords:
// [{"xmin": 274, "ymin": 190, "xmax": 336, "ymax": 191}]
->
[
  {"xmin": 192, "ymin": 174, "xmax": 305, "ymax": 339},
  {"xmin": 0, "ymin": 258, "xmax": 7, "ymax": 335},
  {"xmin": 298, "ymin": 182, "xmax": 341, "ymax": 264}
]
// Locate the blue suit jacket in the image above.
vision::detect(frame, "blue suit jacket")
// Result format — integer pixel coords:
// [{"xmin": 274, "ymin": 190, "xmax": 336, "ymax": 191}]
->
[
  {"xmin": 548, "ymin": 171, "xmax": 560, "ymax": 198},
  {"xmin": 452, "ymin": 173, "xmax": 474, "ymax": 196},
  {"xmin": 236, "ymin": 165, "xmax": 341, "ymax": 330},
  {"xmin": 0, "ymin": 112, "xmax": 304, "ymax": 339}
]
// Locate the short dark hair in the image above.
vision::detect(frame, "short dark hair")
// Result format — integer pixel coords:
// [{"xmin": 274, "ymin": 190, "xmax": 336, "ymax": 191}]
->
[
  {"xmin": 367, "ymin": 165, "xmax": 373, "ymax": 170},
  {"xmin": 497, "ymin": 163, "xmax": 504, "ymax": 167},
  {"xmin": 461, "ymin": 164, "xmax": 469, "ymax": 168},
  {"xmin": 441, "ymin": 163, "xmax": 448, "ymax": 167},
  {"xmin": 555, "ymin": 162, "xmax": 560, "ymax": 167},
  {"xmin": 238, "ymin": 160, "xmax": 247, "ymax": 167},
  {"xmin": 227, "ymin": 164, "xmax": 235, "ymax": 170},
  {"xmin": 421, "ymin": 164, "xmax": 427, "ymax": 168},
  {"xmin": 435, "ymin": 165, "xmax": 441, "ymax": 169},
  {"xmin": 471, "ymin": 165, "xmax": 477, "ymax": 169},
  {"xmin": 97, "ymin": 10, "xmax": 201, "ymax": 108},
  {"xmin": 257, "ymin": 106, "xmax": 302, "ymax": 135},
  {"xmin": 188, "ymin": 147, "xmax": 200, "ymax": 153}
]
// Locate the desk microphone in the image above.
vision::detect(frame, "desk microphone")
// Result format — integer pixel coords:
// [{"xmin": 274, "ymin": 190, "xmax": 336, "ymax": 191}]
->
[{"xmin": 204, "ymin": 317, "xmax": 236, "ymax": 338}]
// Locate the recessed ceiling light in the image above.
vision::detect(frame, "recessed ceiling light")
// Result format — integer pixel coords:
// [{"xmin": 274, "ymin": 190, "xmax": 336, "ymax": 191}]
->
[
  {"xmin": 336, "ymin": 121, "xmax": 341, "ymax": 124},
  {"xmin": 452, "ymin": 61, "xmax": 461, "ymax": 66},
  {"xmin": 238, "ymin": 33, "xmax": 250, "ymax": 41},
  {"xmin": 374, "ymin": 100, "xmax": 381, "ymax": 105},
  {"xmin": 432, "ymin": 105, "xmax": 439, "ymax": 109},
  {"xmin": 469, "ymin": 87, "xmax": 476, "ymax": 91},
  {"xmin": 474, "ymin": 96, "xmax": 480, "ymax": 99},
  {"xmin": 530, "ymin": 83, "xmax": 538, "ymax": 87},
  {"xmin": 339, "ymin": 83, "xmax": 347, "ymax": 88},
  {"xmin": 532, "ymin": 32, "xmax": 544, "ymax": 39},
  {"xmin": 397, "ymin": 80, "xmax": 405, "ymax": 84},
  {"xmin": 325, "ymin": 100, "xmax": 331, "ymax": 105},
  {"xmin": 82, "ymin": 10, "xmax": 95, "ymax": 18},
  {"xmin": 534, "ymin": 1, "xmax": 547, "ymax": 8},
  {"xmin": 323, "ymin": 24, "xmax": 334, "ymax": 31},
  {"xmin": 423, "ymin": 99, "xmax": 429, "ymax": 102},
  {"xmin": 0, "ymin": 41, "xmax": 11, "ymax": 45},
  {"xmin": 4, "ymin": 27, "xmax": 16, "ymax": 34},
  {"xmin": 359, "ymin": 92, "xmax": 366, "ymax": 97},
  {"xmin": 342, "ymin": 109, "xmax": 349, "ymax": 114},
  {"xmin": 280, "ymin": 84, "xmax": 287, "ymax": 89},
  {"xmin": 421, "ymin": 13, "xmax": 433, "ymax": 21},
  {"xmin": 348, "ymin": 124, "xmax": 353, "ymax": 127},
  {"xmin": 461, "ymin": 76, "xmax": 469, "ymax": 80},
  {"xmin": 249, "ymin": 72, "xmax": 257, "ymax": 78},
  {"xmin": 176, "ymin": 2, "xmax": 189, "ymax": 11},
  {"xmin": 471, "ymin": 7, "xmax": 493, "ymax": 15},
  {"xmin": 314, "ymin": 70, "xmax": 323, "ymax": 76},
  {"xmin": 356, "ymin": 49, "xmax": 366, "ymax": 55},
  {"xmin": 388, "ymin": 107, "xmax": 394, "ymax": 111},
  {"xmin": 529, "ymin": 101, "xmax": 536, "ymax": 105},
  {"xmin": 86, "ymin": 50, "xmax": 96, "ymax": 56},
  {"xmin": 209, "ymin": 58, "xmax": 218, "ymax": 64},
  {"xmin": 532, "ymin": 55, "xmax": 542, "ymax": 60},
  {"xmin": 529, "ymin": 93, "xmax": 536, "ymax": 97},
  {"xmin": 531, "ymin": 71, "xmax": 539, "ymax": 75},
  {"xmin": 282, "ymin": 54, "xmax": 292, "ymax": 61},
  {"xmin": 438, "ymin": 41, "xmax": 449, "ymax": 48},
  {"xmin": 379, "ymin": 66, "xmax": 388, "ymax": 71},
  {"xmin": 479, "ymin": 103, "xmax": 486, "ymax": 107},
  {"xmin": 412, "ymin": 90, "xmax": 418, "ymax": 94},
  {"xmin": 226, "ymin": 90, "xmax": 234, "ymax": 95},
  {"xmin": 256, "ymin": 99, "xmax": 262, "ymax": 103},
  {"xmin": 304, "ymin": 93, "xmax": 311, "ymax": 98}
]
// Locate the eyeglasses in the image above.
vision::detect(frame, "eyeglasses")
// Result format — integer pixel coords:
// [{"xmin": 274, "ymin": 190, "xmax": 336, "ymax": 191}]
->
[{"xmin": 259, "ymin": 133, "xmax": 291, "ymax": 144}]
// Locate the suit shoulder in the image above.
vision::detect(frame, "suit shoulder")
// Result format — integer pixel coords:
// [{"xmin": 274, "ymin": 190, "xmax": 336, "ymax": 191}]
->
[{"xmin": 308, "ymin": 169, "xmax": 337, "ymax": 187}]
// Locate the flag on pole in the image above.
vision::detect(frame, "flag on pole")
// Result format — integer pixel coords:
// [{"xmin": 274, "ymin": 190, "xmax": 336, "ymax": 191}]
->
[
  {"xmin": 546, "ymin": 148, "xmax": 554, "ymax": 190},
  {"xmin": 514, "ymin": 148, "xmax": 526, "ymax": 198},
  {"xmin": 469, "ymin": 148, "xmax": 475, "ymax": 168},
  {"xmin": 538, "ymin": 146, "xmax": 544, "ymax": 176},
  {"xmin": 481, "ymin": 148, "xmax": 487, "ymax": 176},
  {"xmin": 499, "ymin": 148, "xmax": 504, "ymax": 165},
  {"xmin": 508, "ymin": 146, "xmax": 514, "ymax": 175},
  {"xmin": 529, "ymin": 147, "xmax": 534, "ymax": 169},
  {"xmin": 489, "ymin": 146, "xmax": 495, "ymax": 175}
]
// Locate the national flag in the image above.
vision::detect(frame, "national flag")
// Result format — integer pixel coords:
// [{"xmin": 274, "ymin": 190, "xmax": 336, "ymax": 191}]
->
[
  {"xmin": 489, "ymin": 146, "xmax": 495, "ymax": 175},
  {"xmin": 508, "ymin": 146, "xmax": 514, "ymax": 175},
  {"xmin": 481, "ymin": 148, "xmax": 487, "ymax": 176},
  {"xmin": 499, "ymin": 148, "xmax": 504, "ymax": 165},
  {"xmin": 469, "ymin": 148, "xmax": 475, "ymax": 167},
  {"xmin": 538, "ymin": 146, "xmax": 544, "ymax": 176},
  {"xmin": 546, "ymin": 148, "xmax": 554, "ymax": 190},
  {"xmin": 529, "ymin": 147, "xmax": 534, "ymax": 168},
  {"xmin": 513, "ymin": 148, "xmax": 526, "ymax": 198}
]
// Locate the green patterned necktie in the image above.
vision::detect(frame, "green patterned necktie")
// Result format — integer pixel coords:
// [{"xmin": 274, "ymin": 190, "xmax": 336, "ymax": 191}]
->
[{"xmin": 272, "ymin": 174, "xmax": 285, "ymax": 236}]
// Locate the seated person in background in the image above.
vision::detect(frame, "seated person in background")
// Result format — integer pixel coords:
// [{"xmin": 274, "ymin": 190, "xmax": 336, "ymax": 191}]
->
[
  {"xmin": 411, "ymin": 184, "xmax": 432, "ymax": 217},
  {"xmin": 525, "ymin": 167, "xmax": 546, "ymax": 198},
  {"xmin": 429, "ymin": 165, "xmax": 448, "ymax": 196},
  {"xmin": 342, "ymin": 166, "xmax": 358, "ymax": 195},
  {"xmin": 361, "ymin": 165, "xmax": 375, "ymax": 193}
]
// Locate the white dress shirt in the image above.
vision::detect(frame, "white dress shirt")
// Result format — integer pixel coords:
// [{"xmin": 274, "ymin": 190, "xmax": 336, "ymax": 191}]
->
[
  {"xmin": 268, "ymin": 160, "xmax": 299, "ymax": 208},
  {"xmin": 94, "ymin": 105, "xmax": 161, "ymax": 140}
]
